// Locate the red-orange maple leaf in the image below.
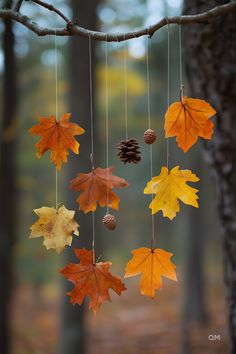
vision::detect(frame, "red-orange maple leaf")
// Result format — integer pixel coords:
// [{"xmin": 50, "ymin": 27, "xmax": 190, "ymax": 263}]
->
[
  {"xmin": 70, "ymin": 166, "xmax": 129, "ymax": 213},
  {"xmin": 60, "ymin": 248, "xmax": 126, "ymax": 314},
  {"xmin": 29, "ymin": 113, "xmax": 85, "ymax": 170}
]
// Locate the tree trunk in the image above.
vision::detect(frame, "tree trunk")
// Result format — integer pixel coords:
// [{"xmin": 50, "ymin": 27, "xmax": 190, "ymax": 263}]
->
[
  {"xmin": 183, "ymin": 1, "xmax": 236, "ymax": 353},
  {"xmin": 59, "ymin": 1, "xmax": 98, "ymax": 353},
  {"xmin": 0, "ymin": 1, "xmax": 17, "ymax": 353},
  {"xmin": 180, "ymin": 149, "xmax": 208, "ymax": 354}
]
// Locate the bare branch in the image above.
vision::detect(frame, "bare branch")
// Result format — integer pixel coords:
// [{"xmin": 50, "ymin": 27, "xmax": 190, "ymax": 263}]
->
[
  {"xmin": 31, "ymin": 0, "xmax": 70, "ymax": 24},
  {"xmin": 14, "ymin": 0, "xmax": 23, "ymax": 12},
  {"xmin": 0, "ymin": 2, "xmax": 236, "ymax": 41}
]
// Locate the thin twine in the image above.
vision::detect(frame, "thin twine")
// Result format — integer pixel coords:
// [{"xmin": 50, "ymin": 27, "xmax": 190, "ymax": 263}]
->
[
  {"xmin": 166, "ymin": 23, "xmax": 170, "ymax": 169},
  {"xmin": 124, "ymin": 39, "xmax": 128, "ymax": 140},
  {"xmin": 146, "ymin": 33, "xmax": 155, "ymax": 249},
  {"xmin": 89, "ymin": 35, "xmax": 94, "ymax": 158},
  {"xmin": 92, "ymin": 212, "xmax": 95, "ymax": 264},
  {"xmin": 105, "ymin": 38, "xmax": 110, "ymax": 214},
  {"xmin": 179, "ymin": 23, "xmax": 184, "ymax": 100},
  {"xmin": 54, "ymin": 31, "xmax": 58, "ymax": 209},
  {"xmin": 146, "ymin": 35, "xmax": 151, "ymax": 129},
  {"xmin": 88, "ymin": 35, "xmax": 95, "ymax": 262}
]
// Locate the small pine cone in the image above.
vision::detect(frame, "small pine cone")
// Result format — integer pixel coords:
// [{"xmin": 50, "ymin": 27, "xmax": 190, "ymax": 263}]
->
[
  {"xmin": 144, "ymin": 129, "xmax": 157, "ymax": 144},
  {"xmin": 117, "ymin": 139, "xmax": 141, "ymax": 164},
  {"xmin": 103, "ymin": 214, "xmax": 117, "ymax": 231}
]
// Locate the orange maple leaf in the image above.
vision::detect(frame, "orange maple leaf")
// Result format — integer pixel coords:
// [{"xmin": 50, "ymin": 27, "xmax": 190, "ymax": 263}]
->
[
  {"xmin": 60, "ymin": 248, "xmax": 126, "ymax": 314},
  {"xmin": 124, "ymin": 247, "xmax": 177, "ymax": 298},
  {"xmin": 70, "ymin": 166, "xmax": 129, "ymax": 213},
  {"xmin": 29, "ymin": 113, "xmax": 85, "ymax": 170},
  {"xmin": 165, "ymin": 96, "xmax": 216, "ymax": 152}
]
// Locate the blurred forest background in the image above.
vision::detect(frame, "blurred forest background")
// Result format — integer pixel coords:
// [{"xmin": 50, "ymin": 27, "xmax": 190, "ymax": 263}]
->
[{"xmin": 0, "ymin": 0, "xmax": 230, "ymax": 354}]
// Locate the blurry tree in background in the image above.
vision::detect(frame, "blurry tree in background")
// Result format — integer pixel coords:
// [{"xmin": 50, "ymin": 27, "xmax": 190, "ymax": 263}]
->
[
  {"xmin": 183, "ymin": 0, "xmax": 236, "ymax": 352},
  {"xmin": 60, "ymin": 1, "xmax": 99, "ymax": 354},
  {"xmin": 0, "ymin": 0, "xmax": 17, "ymax": 353}
]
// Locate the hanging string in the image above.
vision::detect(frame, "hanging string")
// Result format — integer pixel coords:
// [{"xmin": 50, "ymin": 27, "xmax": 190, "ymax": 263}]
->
[
  {"xmin": 89, "ymin": 35, "xmax": 94, "ymax": 158},
  {"xmin": 54, "ymin": 31, "xmax": 58, "ymax": 209},
  {"xmin": 105, "ymin": 37, "xmax": 110, "ymax": 214},
  {"xmin": 124, "ymin": 39, "xmax": 128, "ymax": 140},
  {"xmin": 55, "ymin": 161, "xmax": 58, "ymax": 209},
  {"xmin": 146, "ymin": 34, "xmax": 151, "ymax": 129},
  {"xmin": 88, "ymin": 35, "xmax": 96, "ymax": 263},
  {"xmin": 179, "ymin": 23, "xmax": 184, "ymax": 101},
  {"xmin": 92, "ymin": 212, "xmax": 95, "ymax": 264},
  {"xmin": 146, "ymin": 33, "xmax": 155, "ymax": 249},
  {"xmin": 166, "ymin": 23, "xmax": 170, "ymax": 170}
]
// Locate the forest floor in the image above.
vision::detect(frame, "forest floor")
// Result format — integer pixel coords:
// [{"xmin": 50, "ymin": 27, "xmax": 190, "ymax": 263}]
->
[{"xmin": 10, "ymin": 276, "xmax": 227, "ymax": 354}]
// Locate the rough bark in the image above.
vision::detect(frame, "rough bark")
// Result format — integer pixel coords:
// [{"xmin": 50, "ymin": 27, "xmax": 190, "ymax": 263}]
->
[
  {"xmin": 0, "ymin": 1, "xmax": 17, "ymax": 352},
  {"xmin": 59, "ymin": 1, "xmax": 98, "ymax": 353},
  {"xmin": 180, "ymin": 151, "xmax": 208, "ymax": 354},
  {"xmin": 183, "ymin": 1, "xmax": 236, "ymax": 353}
]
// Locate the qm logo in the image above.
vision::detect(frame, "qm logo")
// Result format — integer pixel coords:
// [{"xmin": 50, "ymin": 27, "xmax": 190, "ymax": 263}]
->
[{"xmin": 208, "ymin": 334, "xmax": 221, "ymax": 341}]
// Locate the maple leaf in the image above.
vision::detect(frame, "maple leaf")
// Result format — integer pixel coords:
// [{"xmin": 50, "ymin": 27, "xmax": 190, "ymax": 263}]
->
[
  {"xmin": 60, "ymin": 248, "xmax": 126, "ymax": 314},
  {"xmin": 124, "ymin": 247, "xmax": 177, "ymax": 298},
  {"xmin": 165, "ymin": 96, "xmax": 216, "ymax": 152},
  {"xmin": 29, "ymin": 113, "xmax": 85, "ymax": 170},
  {"xmin": 70, "ymin": 166, "xmax": 129, "ymax": 213},
  {"xmin": 144, "ymin": 165, "xmax": 199, "ymax": 220},
  {"xmin": 30, "ymin": 204, "xmax": 79, "ymax": 253}
]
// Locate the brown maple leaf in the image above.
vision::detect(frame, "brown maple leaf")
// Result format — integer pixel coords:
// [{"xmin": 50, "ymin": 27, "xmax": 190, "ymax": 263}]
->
[
  {"xmin": 29, "ymin": 113, "xmax": 85, "ymax": 170},
  {"xmin": 70, "ymin": 166, "xmax": 129, "ymax": 213},
  {"xmin": 60, "ymin": 248, "xmax": 126, "ymax": 314}
]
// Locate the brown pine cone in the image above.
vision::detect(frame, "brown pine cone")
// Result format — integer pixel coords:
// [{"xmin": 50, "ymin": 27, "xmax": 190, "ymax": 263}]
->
[
  {"xmin": 144, "ymin": 129, "xmax": 157, "ymax": 144},
  {"xmin": 117, "ymin": 139, "xmax": 141, "ymax": 164},
  {"xmin": 102, "ymin": 213, "xmax": 117, "ymax": 231}
]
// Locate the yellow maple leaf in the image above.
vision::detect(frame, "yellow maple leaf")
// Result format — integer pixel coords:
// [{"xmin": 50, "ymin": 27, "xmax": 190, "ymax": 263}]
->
[
  {"xmin": 124, "ymin": 247, "xmax": 177, "ymax": 298},
  {"xmin": 144, "ymin": 166, "xmax": 199, "ymax": 220},
  {"xmin": 30, "ymin": 204, "xmax": 79, "ymax": 253}
]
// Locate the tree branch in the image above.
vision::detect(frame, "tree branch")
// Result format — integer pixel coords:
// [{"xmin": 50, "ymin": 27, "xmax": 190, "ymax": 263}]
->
[
  {"xmin": 31, "ymin": 0, "xmax": 70, "ymax": 24},
  {"xmin": 14, "ymin": 0, "xmax": 23, "ymax": 12},
  {"xmin": 0, "ymin": 1, "xmax": 236, "ymax": 41}
]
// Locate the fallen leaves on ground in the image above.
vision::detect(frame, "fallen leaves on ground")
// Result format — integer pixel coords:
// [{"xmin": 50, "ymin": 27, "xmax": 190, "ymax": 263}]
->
[
  {"xmin": 70, "ymin": 166, "xmax": 129, "ymax": 213},
  {"xmin": 165, "ymin": 96, "xmax": 216, "ymax": 152},
  {"xmin": 60, "ymin": 248, "xmax": 126, "ymax": 314},
  {"xmin": 125, "ymin": 247, "xmax": 177, "ymax": 298},
  {"xmin": 144, "ymin": 165, "xmax": 199, "ymax": 220},
  {"xmin": 30, "ymin": 204, "xmax": 79, "ymax": 253},
  {"xmin": 29, "ymin": 113, "xmax": 85, "ymax": 170}
]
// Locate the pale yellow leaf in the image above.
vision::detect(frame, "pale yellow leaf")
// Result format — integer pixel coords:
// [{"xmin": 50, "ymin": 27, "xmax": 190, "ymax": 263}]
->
[{"xmin": 30, "ymin": 204, "xmax": 79, "ymax": 253}]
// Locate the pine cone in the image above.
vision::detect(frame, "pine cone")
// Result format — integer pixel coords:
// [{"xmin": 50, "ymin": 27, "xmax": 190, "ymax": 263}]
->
[
  {"xmin": 102, "ymin": 213, "xmax": 116, "ymax": 231},
  {"xmin": 117, "ymin": 139, "xmax": 141, "ymax": 164},
  {"xmin": 144, "ymin": 129, "xmax": 157, "ymax": 144}
]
